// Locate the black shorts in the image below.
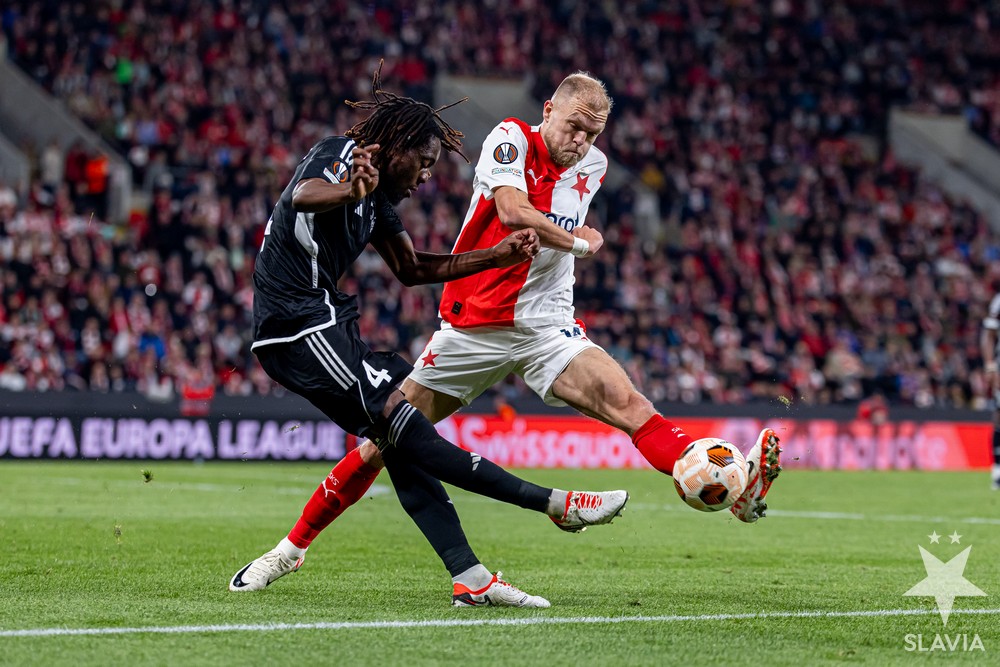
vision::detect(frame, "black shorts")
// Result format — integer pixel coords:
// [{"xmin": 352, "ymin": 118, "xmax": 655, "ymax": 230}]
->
[{"xmin": 255, "ymin": 320, "xmax": 414, "ymax": 439}]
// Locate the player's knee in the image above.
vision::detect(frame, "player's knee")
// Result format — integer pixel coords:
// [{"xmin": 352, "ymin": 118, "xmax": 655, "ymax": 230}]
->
[
  {"xmin": 399, "ymin": 379, "xmax": 437, "ymax": 419},
  {"xmin": 381, "ymin": 389, "xmax": 406, "ymax": 419},
  {"xmin": 357, "ymin": 440, "xmax": 385, "ymax": 468}
]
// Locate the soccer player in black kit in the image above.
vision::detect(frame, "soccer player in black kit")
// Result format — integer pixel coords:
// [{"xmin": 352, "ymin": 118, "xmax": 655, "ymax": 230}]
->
[
  {"xmin": 981, "ymin": 288, "xmax": 1000, "ymax": 490},
  {"xmin": 230, "ymin": 68, "xmax": 627, "ymax": 606}
]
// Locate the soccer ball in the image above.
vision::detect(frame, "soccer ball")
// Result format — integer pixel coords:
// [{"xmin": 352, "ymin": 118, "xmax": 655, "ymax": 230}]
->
[{"xmin": 672, "ymin": 438, "xmax": 748, "ymax": 512}]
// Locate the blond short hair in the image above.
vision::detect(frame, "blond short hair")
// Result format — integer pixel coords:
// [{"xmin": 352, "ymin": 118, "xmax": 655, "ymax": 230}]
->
[{"xmin": 552, "ymin": 72, "xmax": 614, "ymax": 112}]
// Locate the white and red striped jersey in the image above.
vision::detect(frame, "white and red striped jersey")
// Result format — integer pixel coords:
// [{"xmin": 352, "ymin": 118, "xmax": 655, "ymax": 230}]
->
[{"xmin": 440, "ymin": 117, "xmax": 608, "ymax": 329}]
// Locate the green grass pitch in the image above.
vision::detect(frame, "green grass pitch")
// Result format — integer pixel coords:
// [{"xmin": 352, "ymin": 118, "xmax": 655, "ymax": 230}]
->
[{"xmin": 1, "ymin": 462, "xmax": 998, "ymax": 665}]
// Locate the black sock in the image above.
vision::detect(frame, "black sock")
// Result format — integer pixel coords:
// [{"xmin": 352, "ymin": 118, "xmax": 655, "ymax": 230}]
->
[
  {"xmin": 381, "ymin": 447, "xmax": 479, "ymax": 577},
  {"xmin": 993, "ymin": 428, "xmax": 1000, "ymax": 466},
  {"xmin": 384, "ymin": 401, "xmax": 550, "ymax": 512}
]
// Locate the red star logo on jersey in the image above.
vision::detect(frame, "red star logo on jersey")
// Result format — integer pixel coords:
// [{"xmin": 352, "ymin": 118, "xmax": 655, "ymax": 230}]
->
[
  {"xmin": 421, "ymin": 350, "xmax": 439, "ymax": 367},
  {"xmin": 571, "ymin": 172, "xmax": 591, "ymax": 201}
]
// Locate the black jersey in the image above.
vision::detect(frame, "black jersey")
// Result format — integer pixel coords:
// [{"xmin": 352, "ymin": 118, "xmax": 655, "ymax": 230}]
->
[{"xmin": 251, "ymin": 136, "xmax": 405, "ymax": 349}]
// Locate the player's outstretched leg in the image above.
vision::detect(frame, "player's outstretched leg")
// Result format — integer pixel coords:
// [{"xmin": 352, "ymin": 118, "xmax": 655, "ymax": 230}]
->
[
  {"xmin": 729, "ymin": 428, "xmax": 782, "ymax": 523},
  {"xmin": 382, "ymin": 399, "xmax": 630, "ymax": 532},
  {"xmin": 549, "ymin": 350, "xmax": 783, "ymax": 522}
]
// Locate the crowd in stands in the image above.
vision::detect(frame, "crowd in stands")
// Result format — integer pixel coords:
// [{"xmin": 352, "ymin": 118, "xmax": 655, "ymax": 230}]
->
[{"xmin": 2, "ymin": 0, "xmax": 1000, "ymax": 409}]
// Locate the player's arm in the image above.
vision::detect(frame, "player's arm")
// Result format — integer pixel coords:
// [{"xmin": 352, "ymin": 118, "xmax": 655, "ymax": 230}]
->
[
  {"xmin": 479, "ymin": 122, "xmax": 602, "ymax": 258},
  {"xmin": 291, "ymin": 144, "xmax": 380, "ymax": 213},
  {"xmin": 493, "ymin": 185, "xmax": 603, "ymax": 258},
  {"xmin": 372, "ymin": 228, "xmax": 540, "ymax": 287}
]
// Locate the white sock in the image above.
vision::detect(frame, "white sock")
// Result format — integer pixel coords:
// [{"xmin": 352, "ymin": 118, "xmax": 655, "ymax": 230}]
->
[
  {"xmin": 453, "ymin": 564, "xmax": 493, "ymax": 590},
  {"xmin": 276, "ymin": 537, "xmax": 307, "ymax": 560},
  {"xmin": 547, "ymin": 489, "xmax": 569, "ymax": 517}
]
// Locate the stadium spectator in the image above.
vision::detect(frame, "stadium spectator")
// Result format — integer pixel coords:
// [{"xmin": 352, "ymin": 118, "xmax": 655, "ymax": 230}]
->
[
  {"xmin": 0, "ymin": 180, "xmax": 17, "ymax": 215},
  {"xmin": 179, "ymin": 365, "xmax": 215, "ymax": 417},
  {"xmin": 857, "ymin": 393, "xmax": 890, "ymax": 425}
]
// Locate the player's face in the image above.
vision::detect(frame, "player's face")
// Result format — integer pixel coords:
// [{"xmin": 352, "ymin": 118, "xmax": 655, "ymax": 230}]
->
[
  {"xmin": 540, "ymin": 96, "xmax": 607, "ymax": 167},
  {"xmin": 383, "ymin": 136, "xmax": 442, "ymax": 204}
]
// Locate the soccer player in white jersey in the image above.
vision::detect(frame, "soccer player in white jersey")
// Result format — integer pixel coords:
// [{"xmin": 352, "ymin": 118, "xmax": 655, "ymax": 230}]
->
[
  {"xmin": 233, "ymin": 72, "xmax": 781, "ymax": 604},
  {"xmin": 980, "ymin": 289, "xmax": 1000, "ymax": 489}
]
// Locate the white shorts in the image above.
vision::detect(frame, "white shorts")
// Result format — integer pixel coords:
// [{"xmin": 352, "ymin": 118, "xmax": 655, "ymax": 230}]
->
[{"xmin": 408, "ymin": 323, "xmax": 600, "ymax": 407}]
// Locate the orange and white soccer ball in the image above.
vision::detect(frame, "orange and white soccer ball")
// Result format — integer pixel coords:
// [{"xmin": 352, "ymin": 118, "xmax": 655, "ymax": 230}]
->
[{"xmin": 672, "ymin": 437, "xmax": 748, "ymax": 512}]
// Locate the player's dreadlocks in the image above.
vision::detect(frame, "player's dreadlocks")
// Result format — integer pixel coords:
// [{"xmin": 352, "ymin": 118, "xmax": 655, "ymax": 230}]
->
[{"xmin": 346, "ymin": 61, "xmax": 469, "ymax": 166}]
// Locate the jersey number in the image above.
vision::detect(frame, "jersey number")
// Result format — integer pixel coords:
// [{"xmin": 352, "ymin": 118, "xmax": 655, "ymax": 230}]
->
[{"xmin": 362, "ymin": 361, "xmax": 392, "ymax": 388}]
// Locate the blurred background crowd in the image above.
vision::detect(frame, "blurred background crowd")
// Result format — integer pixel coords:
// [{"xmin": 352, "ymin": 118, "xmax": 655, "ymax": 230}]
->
[{"xmin": 1, "ymin": 0, "xmax": 999, "ymax": 409}]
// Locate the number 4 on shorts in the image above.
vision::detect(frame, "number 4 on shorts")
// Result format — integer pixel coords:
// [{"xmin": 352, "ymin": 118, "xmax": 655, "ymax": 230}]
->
[{"xmin": 362, "ymin": 360, "xmax": 392, "ymax": 388}]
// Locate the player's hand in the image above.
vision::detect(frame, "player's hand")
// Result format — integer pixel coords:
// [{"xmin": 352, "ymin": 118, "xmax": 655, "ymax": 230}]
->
[
  {"xmin": 491, "ymin": 229, "xmax": 541, "ymax": 268},
  {"xmin": 572, "ymin": 225, "xmax": 603, "ymax": 257},
  {"xmin": 350, "ymin": 144, "xmax": 380, "ymax": 200}
]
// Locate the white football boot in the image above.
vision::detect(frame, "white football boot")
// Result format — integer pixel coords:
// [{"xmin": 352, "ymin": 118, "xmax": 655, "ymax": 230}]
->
[
  {"xmin": 992, "ymin": 465, "xmax": 1000, "ymax": 491},
  {"xmin": 229, "ymin": 548, "xmax": 304, "ymax": 591},
  {"xmin": 452, "ymin": 572, "xmax": 551, "ymax": 608},
  {"xmin": 550, "ymin": 490, "xmax": 629, "ymax": 533},
  {"xmin": 730, "ymin": 428, "xmax": 782, "ymax": 523}
]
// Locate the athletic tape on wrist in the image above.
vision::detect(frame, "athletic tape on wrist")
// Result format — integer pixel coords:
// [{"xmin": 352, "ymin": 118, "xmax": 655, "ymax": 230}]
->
[{"xmin": 570, "ymin": 237, "xmax": 590, "ymax": 257}]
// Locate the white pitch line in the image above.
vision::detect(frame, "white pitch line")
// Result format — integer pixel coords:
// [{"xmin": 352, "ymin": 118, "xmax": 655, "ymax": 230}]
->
[
  {"xmin": 3, "ymin": 608, "xmax": 999, "ymax": 639},
  {"xmin": 779, "ymin": 510, "xmax": 1000, "ymax": 526},
  {"xmin": 626, "ymin": 502, "xmax": 1000, "ymax": 525}
]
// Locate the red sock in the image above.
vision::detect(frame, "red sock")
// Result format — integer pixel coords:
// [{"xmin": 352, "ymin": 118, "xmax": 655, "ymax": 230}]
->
[
  {"xmin": 287, "ymin": 448, "xmax": 382, "ymax": 548},
  {"xmin": 631, "ymin": 415, "xmax": 693, "ymax": 475}
]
